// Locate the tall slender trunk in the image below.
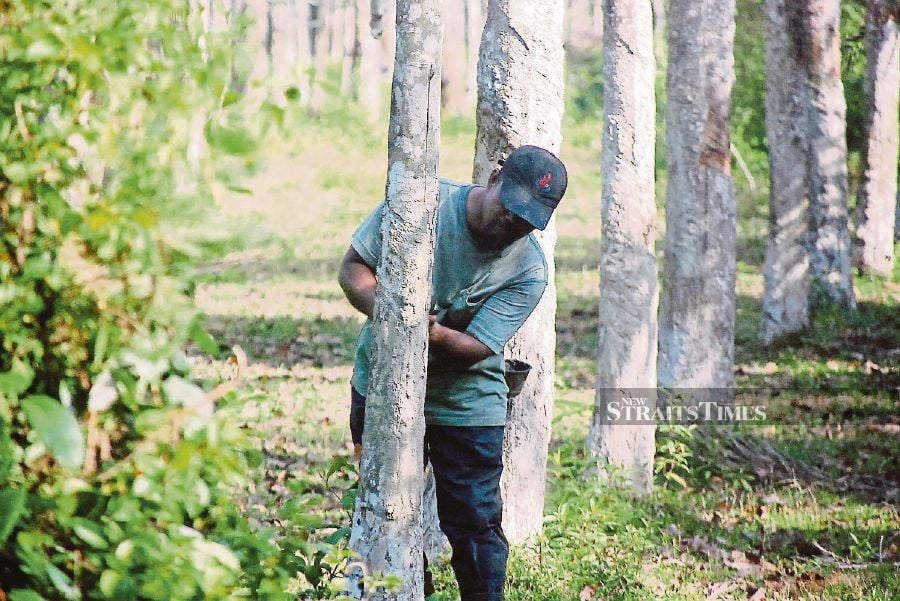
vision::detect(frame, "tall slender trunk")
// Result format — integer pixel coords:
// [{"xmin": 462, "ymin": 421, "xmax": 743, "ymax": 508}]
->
[
  {"xmin": 854, "ymin": 0, "xmax": 899, "ymax": 276},
  {"xmin": 358, "ymin": 0, "xmax": 383, "ymax": 117},
  {"xmin": 473, "ymin": 0, "xmax": 566, "ymax": 544},
  {"xmin": 441, "ymin": 0, "xmax": 469, "ymax": 115},
  {"xmin": 804, "ymin": 0, "xmax": 855, "ymax": 310},
  {"xmin": 761, "ymin": 0, "xmax": 811, "ymax": 342},
  {"xmin": 464, "ymin": 0, "xmax": 483, "ymax": 110},
  {"xmin": 658, "ymin": 0, "xmax": 736, "ymax": 392},
  {"xmin": 340, "ymin": 0, "xmax": 355, "ymax": 95},
  {"xmin": 587, "ymin": 0, "xmax": 657, "ymax": 496},
  {"xmin": 265, "ymin": 0, "xmax": 275, "ymax": 75},
  {"xmin": 347, "ymin": 1, "xmax": 442, "ymax": 598}
]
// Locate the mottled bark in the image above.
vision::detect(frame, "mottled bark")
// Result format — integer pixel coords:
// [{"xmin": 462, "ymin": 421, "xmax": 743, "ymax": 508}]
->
[
  {"xmin": 658, "ymin": 0, "xmax": 736, "ymax": 391},
  {"xmin": 347, "ymin": 1, "xmax": 442, "ymax": 598},
  {"xmin": 473, "ymin": 0, "xmax": 566, "ymax": 544},
  {"xmin": 804, "ymin": 0, "xmax": 855, "ymax": 309},
  {"xmin": 854, "ymin": 0, "xmax": 899, "ymax": 276},
  {"xmin": 762, "ymin": 0, "xmax": 811, "ymax": 342},
  {"xmin": 587, "ymin": 0, "xmax": 657, "ymax": 496}
]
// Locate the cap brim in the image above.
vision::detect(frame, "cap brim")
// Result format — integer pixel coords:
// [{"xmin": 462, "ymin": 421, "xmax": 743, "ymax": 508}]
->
[{"xmin": 499, "ymin": 179, "xmax": 554, "ymax": 231}]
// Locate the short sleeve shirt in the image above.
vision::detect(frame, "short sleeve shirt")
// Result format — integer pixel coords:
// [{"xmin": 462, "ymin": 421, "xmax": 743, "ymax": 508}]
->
[{"xmin": 350, "ymin": 179, "xmax": 548, "ymax": 427}]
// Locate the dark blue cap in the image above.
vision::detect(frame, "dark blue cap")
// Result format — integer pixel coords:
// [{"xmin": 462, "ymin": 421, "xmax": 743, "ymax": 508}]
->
[{"xmin": 498, "ymin": 145, "xmax": 568, "ymax": 231}]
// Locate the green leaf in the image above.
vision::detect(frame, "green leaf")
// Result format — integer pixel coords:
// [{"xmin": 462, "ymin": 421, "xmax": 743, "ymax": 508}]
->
[
  {"xmin": 46, "ymin": 563, "xmax": 81, "ymax": 600},
  {"xmin": 26, "ymin": 39, "xmax": 59, "ymax": 61},
  {"xmin": 205, "ymin": 123, "xmax": 256, "ymax": 156},
  {"xmin": 284, "ymin": 85, "xmax": 301, "ymax": 101},
  {"xmin": 72, "ymin": 520, "xmax": 108, "ymax": 549},
  {"xmin": 0, "ymin": 359, "xmax": 35, "ymax": 397},
  {"xmin": 0, "ymin": 487, "xmax": 26, "ymax": 544},
  {"xmin": 21, "ymin": 395, "xmax": 84, "ymax": 470},
  {"xmin": 9, "ymin": 591, "xmax": 47, "ymax": 601},
  {"xmin": 3, "ymin": 162, "xmax": 29, "ymax": 183},
  {"xmin": 190, "ymin": 322, "xmax": 219, "ymax": 355}
]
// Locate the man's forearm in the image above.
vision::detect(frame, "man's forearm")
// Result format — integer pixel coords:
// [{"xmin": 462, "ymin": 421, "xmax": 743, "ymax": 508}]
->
[
  {"xmin": 338, "ymin": 249, "xmax": 377, "ymax": 319},
  {"xmin": 429, "ymin": 322, "xmax": 493, "ymax": 368}
]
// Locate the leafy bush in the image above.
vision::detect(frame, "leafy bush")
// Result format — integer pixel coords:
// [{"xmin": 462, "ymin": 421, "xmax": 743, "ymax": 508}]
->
[{"xmin": 0, "ymin": 1, "xmax": 299, "ymax": 598}]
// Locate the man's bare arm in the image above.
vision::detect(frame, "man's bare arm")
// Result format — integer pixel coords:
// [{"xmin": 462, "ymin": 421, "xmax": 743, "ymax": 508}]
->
[
  {"xmin": 338, "ymin": 247, "xmax": 377, "ymax": 319},
  {"xmin": 339, "ymin": 246, "xmax": 493, "ymax": 367},
  {"xmin": 428, "ymin": 316, "xmax": 493, "ymax": 367}
]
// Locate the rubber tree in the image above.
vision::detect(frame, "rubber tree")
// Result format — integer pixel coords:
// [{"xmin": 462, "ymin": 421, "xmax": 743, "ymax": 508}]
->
[
  {"xmin": 658, "ymin": 0, "xmax": 736, "ymax": 392},
  {"xmin": 472, "ymin": 0, "xmax": 566, "ymax": 544},
  {"xmin": 347, "ymin": 0, "xmax": 442, "ymax": 597},
  {"xmin": 805, "ymin": 0, "xmax": 855, "ymax": 310},
  {"xmin": 854, "ymin": 0, "xmax": 899, "ymax": 276},
  {"xmin": 762, "ymin": 0, "xmax": 857, "ymax": 343},
  {"xmin": 761, "ymin": 0, "xmax": 812, "ymax": 342},
  {"xmin": 587, "ymin": 0, "xmax": 658, "ymax": 496}
]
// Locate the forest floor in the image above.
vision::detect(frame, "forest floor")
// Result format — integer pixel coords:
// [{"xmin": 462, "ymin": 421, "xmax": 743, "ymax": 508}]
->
[{"xmin": 187, "ymin": 103, "xmax": 899, "ymax": 600}]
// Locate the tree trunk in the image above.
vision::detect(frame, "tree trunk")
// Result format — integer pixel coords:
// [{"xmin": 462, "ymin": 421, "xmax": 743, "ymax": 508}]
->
[
  {"xmin": 658, "ymin": 0, "xmax": 736, "ymax": 391},
  {"xmin": 265, "ymin": 0, "xmax": 275, "ymax": 75},
  {"xmin": 358, "ymin": 0, "xmax": 383, "ymax": 117},
  {"xmin": 441, "ymin": 0, "xmax": 469, "ymax": 115},
  {"xmin": 587, "ymin": 0, "xmax": 657, "ymax": 496},
  {"xmin": 854, "ymin": 0, "xmax": 899, "ymax": 276},
  {"xmin": 464, "ymin": 0, "xmax": 483, "ymax": 110},
  {"xmin": 308, "ymin": 0, "xmax": 330, "ymax": 113},
  {"xmin": 347, "ymin": 1, "xmax": 442, "ymax": 598},
  {"xmin": 473, "ymin": 0, "xmax": 566, "ymax": 544},
  {"xmin": 761, "ymin": 0, "xmax": 811, "ymax": 342},
  {"xmin": 804, "ymin": 0, "xmax": 855, "ymax": 310},
  {"xmin": 340, "ymin": 0, "xmax": 355, "ymax": 95}
]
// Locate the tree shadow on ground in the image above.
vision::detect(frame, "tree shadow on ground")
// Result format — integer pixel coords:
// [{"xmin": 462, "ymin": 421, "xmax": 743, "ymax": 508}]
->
[{"xmin": 202, "ymin": 313, "xmax": 360, "ymax": 369}]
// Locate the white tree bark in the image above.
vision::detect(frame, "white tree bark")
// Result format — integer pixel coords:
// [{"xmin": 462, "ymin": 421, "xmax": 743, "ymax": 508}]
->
[
  {"xmin": 347, "ymin": 1, "xmax": 442, "ymax": 598},
  {"xmin": 658, "ymin": 0, "xmax": 736, "ymax": 391},
  {"xmin": 473, "ymin": 0, "xmax": 566, "ymax": 544},
  {"xmin": 761, "ymin": 0, "xmax": 811, "ymax": 342},
  {"xmin": 854, "ymin": 0, "xmax": 899, "ymax": 276},
  {"xmin": 587, "ymin": 0, "xmax": 657, "ymax": 496},
  {"xmin": 805, "ymin": 0, "xmax": 856, "ymax": 310}
]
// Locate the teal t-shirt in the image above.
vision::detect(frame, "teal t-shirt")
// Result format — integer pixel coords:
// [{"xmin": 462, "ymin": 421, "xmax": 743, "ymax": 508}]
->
[{"xmin": 350, "ymin": 179, "xmax": 548, "ymax": 426}]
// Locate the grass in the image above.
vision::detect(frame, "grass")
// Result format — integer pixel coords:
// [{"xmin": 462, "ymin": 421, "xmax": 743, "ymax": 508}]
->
[{"xmin": 188, "ymin": 91, "xmax": 900, "ymax": 599}]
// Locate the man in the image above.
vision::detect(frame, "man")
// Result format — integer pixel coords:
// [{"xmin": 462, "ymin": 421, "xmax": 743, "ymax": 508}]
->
[{"xmin": 338, "ymin": 145, "xmax": 567, "ymax": 600}]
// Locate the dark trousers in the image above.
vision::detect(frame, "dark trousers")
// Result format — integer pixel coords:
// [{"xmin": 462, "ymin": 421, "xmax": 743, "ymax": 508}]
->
[{"xmin": 350, "ymin": 388, "xmax": 509, "ymax": 600}]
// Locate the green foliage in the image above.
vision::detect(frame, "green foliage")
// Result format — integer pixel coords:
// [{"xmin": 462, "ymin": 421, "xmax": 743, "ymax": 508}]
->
[{"xmin": 0, "ymin": 1, "xmax": 304, "ymax": 597}]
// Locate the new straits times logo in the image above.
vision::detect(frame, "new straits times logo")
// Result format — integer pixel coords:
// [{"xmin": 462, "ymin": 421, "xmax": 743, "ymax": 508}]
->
[{"xmin": 598, "ymin": 390, "xmax": 768, "ymax": 425}]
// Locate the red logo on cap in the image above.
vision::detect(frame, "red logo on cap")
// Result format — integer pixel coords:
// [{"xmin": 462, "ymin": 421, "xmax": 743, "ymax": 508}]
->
[{"xmin": 537, "ymin": 172, "xmax": 552, "ymax": 190}]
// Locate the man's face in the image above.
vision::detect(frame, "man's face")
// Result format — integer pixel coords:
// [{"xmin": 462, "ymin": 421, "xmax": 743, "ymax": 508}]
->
[{"xmin": 478, "ymin": 180, "xmax": 536, "ymax": 252}]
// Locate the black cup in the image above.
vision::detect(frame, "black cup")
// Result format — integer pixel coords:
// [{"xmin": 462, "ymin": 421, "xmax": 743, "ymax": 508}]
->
[{"xmin": 504, "ymin": 359, "xmax": 532, "ymax": 398}]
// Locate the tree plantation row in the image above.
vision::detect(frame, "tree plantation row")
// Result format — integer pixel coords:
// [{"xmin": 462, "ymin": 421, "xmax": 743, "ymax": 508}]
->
[
  {"xmin": 342, "ymin": 0, "xmax": 897, "ymax": 597},
  {"xmin": 0, "ymin": 0, "xmax": 896, "ymax": 599}
]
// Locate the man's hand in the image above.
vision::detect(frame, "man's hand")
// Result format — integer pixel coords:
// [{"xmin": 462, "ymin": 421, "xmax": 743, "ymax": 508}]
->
[{"xmin": 428, "ymin": 314, "xmax": 493, "ymax": 368}]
